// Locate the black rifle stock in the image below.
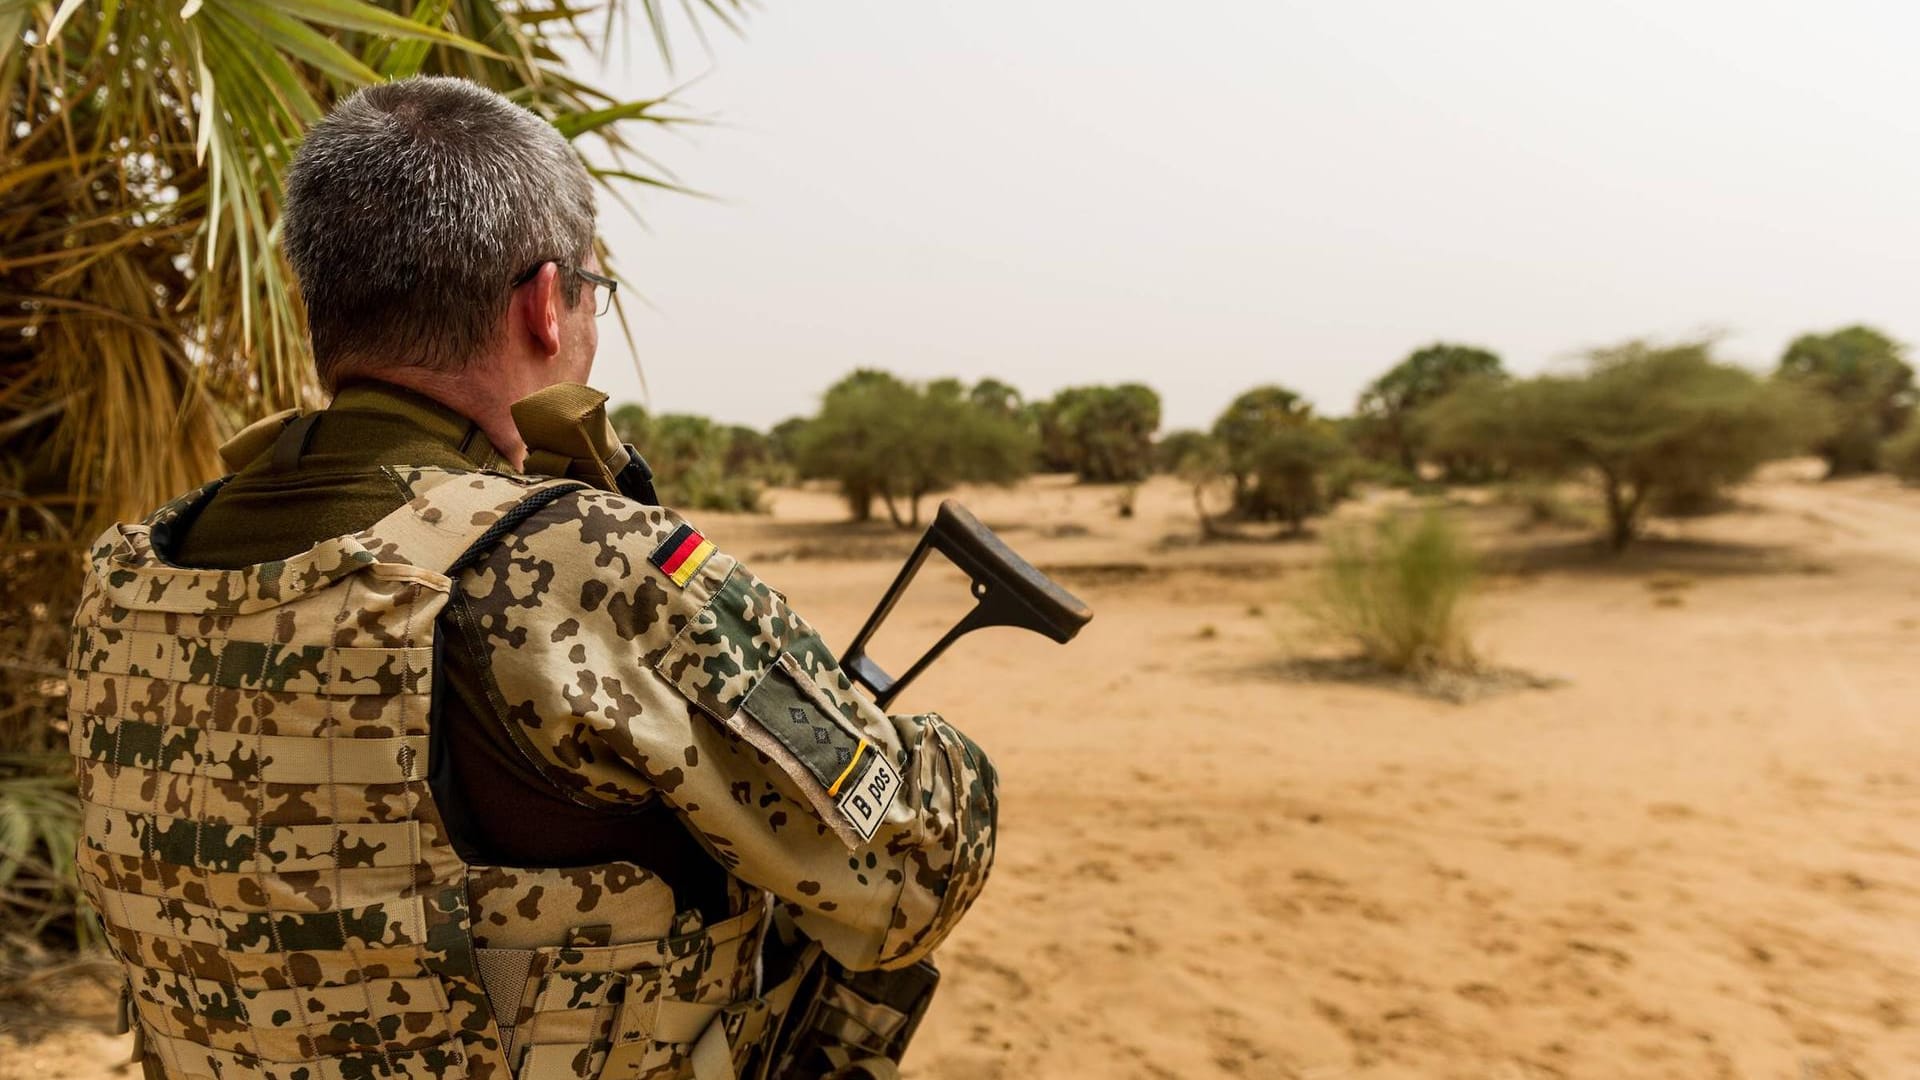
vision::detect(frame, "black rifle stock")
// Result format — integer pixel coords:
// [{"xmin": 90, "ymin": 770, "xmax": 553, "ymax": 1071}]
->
[
  {"xmin": 769, "ymin": 501, "xmax": 1091, "ymax": 1076},
  {"xmin": 840, "ymin": 499, "xmax": 1093, "ymax": 710}
]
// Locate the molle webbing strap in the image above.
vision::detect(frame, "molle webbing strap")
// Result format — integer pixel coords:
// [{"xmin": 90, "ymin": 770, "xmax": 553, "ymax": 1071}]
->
[
  {"xmin": 355, "ymin": 467, "xmax": 587, "ymax": 577},
  {"xmin": 450, "ymin": 482, "xmax": 588, "ymax": 574}
]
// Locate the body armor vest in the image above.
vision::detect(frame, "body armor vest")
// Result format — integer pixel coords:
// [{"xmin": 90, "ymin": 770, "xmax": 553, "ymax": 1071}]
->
[{"xmin": 71, "ymin": 468, "xmax": 787, "ymax": 1080}]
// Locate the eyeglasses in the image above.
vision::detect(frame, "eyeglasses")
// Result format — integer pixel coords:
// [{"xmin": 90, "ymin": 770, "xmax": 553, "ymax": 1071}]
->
[{"xmin": 511, "ymin": 260, "xmax": 618, "ymax": 316}]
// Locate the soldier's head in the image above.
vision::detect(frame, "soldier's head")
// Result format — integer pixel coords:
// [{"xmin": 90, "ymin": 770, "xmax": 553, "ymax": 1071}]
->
[{"xmin": 283, "ymin": 76, "xmax": 604, "ymax": 400}]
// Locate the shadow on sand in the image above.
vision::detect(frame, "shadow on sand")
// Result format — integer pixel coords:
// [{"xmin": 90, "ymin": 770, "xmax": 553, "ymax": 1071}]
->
[
  {"xmin": 1485, "ymin": 535, "xmax": 1833, "ymax": 581},
  {"xmin": 1248, "ymin": 655, "xmax": 1566, "ymax": 704}
]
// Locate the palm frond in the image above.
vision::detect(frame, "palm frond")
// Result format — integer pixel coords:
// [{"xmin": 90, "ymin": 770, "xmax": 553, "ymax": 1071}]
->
[
  {"xmin": 0, "ymin": 759, "xmax": 91, "ymax": 948},
  {"xmin": 0, "ymin": 0, "xmax": 748, "ymax": 955}
]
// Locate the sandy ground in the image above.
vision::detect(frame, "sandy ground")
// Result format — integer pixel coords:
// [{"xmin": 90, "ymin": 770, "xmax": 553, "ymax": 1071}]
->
[{"xmin": 7, "ymin": 468, "xmax": 1919, "ymax": 1079}]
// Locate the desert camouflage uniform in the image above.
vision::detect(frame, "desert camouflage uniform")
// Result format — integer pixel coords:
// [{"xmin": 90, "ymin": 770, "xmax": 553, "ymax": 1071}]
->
[{"xmin": 70, "ymin": 439, "xmax": 998, "ymax": 1080}]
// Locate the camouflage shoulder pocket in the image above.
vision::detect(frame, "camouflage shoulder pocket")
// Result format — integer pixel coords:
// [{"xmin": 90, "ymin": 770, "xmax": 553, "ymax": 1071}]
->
[{"xmin": 651, "ymin": 563, "xmax": 902, "ymax": 849}]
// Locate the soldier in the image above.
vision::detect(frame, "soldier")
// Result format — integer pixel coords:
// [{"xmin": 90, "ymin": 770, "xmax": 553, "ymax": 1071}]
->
[{"xmin": 69, "ymin": 77, "xmax": 996, "ymax": 1080}]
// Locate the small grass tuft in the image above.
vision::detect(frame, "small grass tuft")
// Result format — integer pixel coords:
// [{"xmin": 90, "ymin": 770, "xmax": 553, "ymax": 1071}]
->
[{"xmin": 1304, "ymin": 509, "xmax": 1479, "ymax": 677}]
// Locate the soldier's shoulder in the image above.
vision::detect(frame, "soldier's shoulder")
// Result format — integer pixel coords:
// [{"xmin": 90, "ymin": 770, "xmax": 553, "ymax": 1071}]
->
[
  {"xmin": 457, "ymin": 481, "xmax": 742, "ymax": 602},
  {"xmin": 508, "ymin": 484, "xmax": 690, "ymax": 553}
]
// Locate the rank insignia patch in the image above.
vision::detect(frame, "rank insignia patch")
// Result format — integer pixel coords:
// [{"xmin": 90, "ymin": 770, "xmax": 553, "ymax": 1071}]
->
[
  {"xmin": 650, "ymin": 523, "xmax": 717, "ymax": 587},
  {"xmin": 739, "ymin": 658, "xmax": 900, "ymax": 847}
]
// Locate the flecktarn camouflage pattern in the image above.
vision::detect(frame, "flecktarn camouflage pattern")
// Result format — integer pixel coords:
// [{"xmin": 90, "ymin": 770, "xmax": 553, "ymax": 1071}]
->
[{"xmin": 73, "ymin": 464, "xmax": 1000, "ymax": 1080}]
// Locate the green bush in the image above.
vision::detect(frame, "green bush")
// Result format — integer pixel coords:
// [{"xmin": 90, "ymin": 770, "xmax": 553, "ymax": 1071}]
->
[
  {"xmin": 1153, "ymin": 429, "xmax": 1214, "ymax": 475},
  {"xmin": 1033, "ymin": 384, "xmax": 1161, "ymax": 482},
  {"xmin": 1323, "ymin": 456, "xmax": 1413, "ymax": 502},
  {"xmin": 1211, "ymin": 386, "xmax": 1351, "ymax": 531},
  {"xmin": 610, "ymin": 408, "xmax": 770, "ymax": 513},
  {"xmin": 1247, "ymin": 422, "xmax": 1349, "ymax": 534},
  {"xmin": 798, "ymin": 371, "xmax": 1033, "ymax": 527},
  {"xmin": 768, "ymin": 416, "xmax": 812, "ymax": 479},
  {"xmin": 1307, "ymin": 510, "xmax": 1478, "ymax": 675},
  {"xmin": 1777, "ymin": 325, "xmax": 1913, "ymax": 476},
  {"xmin": 1884, "ymin": 424, "xmax": 1920, "ymax": 484},
  {"xmin": 1354, "ymin": 343, "xmax": 1506, "ymax": 476}
]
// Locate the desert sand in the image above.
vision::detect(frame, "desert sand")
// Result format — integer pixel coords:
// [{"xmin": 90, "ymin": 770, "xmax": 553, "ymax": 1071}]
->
[{"xmin": 5, "ymin": 468, "xmax": 1917, "ymax": 1079}]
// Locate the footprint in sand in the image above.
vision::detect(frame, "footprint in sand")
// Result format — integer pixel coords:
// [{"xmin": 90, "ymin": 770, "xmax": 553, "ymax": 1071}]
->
[
  {"xmin": 947, "ymin": 949, "xmax": 1034, "ymax": 1003},
  {"xmin": 1072, "ymin": 858, "xmax": 1123, "ymax": 883},
  {"xmin": 1454, "ymin": 981, "xmax": 1510, "ymax": 1008},
  {"xmin": 1502, "ymin": 833, "xmax": 1583, "ymax": 857}
]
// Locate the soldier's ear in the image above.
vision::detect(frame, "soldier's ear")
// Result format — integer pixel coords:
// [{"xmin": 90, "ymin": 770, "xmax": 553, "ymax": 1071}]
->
[{"xmin": 518, "ymin": 262, "xmax": 564, "ymax": 358}]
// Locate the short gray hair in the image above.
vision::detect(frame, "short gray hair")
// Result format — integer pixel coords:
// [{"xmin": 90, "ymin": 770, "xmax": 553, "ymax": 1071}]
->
[{"xmin": 282, "ymin": 76, "xmax": 596, "ymax": 390}]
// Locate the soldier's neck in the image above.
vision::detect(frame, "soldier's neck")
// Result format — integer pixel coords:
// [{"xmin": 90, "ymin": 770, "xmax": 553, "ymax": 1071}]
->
[{"xmin": 358, "ymin": 368, "xmax": 530, "ymax": 471}]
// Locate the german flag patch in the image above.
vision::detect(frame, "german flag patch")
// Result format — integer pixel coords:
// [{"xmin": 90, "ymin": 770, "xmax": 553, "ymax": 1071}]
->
[{"xmin": 650, "ymin": 523, "xmax": 717, "ymax": 587}]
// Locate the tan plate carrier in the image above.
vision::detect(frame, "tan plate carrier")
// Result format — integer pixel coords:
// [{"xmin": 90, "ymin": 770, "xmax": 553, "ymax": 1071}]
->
[{"xmin": 70, "ymin": 468, "xmax": 800, "ymax": 1080}]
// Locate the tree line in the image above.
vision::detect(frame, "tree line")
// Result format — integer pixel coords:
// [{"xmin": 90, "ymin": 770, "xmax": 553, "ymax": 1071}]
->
[
  {"xmin": 611, "ymin": 372, "xmax": 1165, "ymax": 527},
  {"xmin": 617, "ymin": 324, "xmax": 1914, "ymax": 552}
]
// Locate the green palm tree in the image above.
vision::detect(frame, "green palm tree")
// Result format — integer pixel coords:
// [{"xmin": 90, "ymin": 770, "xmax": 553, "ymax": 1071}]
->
[{"xmin": 0, "ymin": 0, "xmax": 741, "ymax": 951}]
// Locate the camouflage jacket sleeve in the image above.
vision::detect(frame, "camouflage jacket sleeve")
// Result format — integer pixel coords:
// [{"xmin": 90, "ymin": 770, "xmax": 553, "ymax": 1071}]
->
[{"xmin": 455, "ymin": 490, "xmax": 998, "ymax": 970}]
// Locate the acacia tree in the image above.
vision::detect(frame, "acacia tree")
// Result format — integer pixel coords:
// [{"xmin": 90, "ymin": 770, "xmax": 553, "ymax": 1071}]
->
[
  {"xmin": 1427, "ymin": 340, "xmax": 1824, "ymax": 550},
  {"xmin": 1354, "ymin": 343, "xmax": 1506, "ymax": 478},
  {"xmin": 798, "ymin": 372, "xmax": 1032, "ymax": 528},
  {"xmin": 795, "ymin": 369, "xmax": 912, "ymax": 521},
  {"xmin": 1776, "ymin": 325, "xmax": 1914, "ymax": 476},
  {"xmin": 888, "ymin": 379, "xmax": 1032, "ymax": 526}
]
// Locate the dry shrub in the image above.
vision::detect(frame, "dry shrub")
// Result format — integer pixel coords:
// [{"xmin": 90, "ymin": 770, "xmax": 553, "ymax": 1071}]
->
[{"xmin": 1306, "ymin": 509, "xmax": 1478, "ymax": 676}]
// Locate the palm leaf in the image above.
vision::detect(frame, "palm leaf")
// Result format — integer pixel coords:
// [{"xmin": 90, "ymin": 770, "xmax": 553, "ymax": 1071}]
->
[
  {"xmin": 1, "ymin": 0, "xmax": 750, "ymax": 955},
  {"xmin": 260, "ymin": 0, "xmax": 507, "ymax": 57},
  {"xmin": 0, "ymin": 761, "xmax": 91, "ymax": 948}
]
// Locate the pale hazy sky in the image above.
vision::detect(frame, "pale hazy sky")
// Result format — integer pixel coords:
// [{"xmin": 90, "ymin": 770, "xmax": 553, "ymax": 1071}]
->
[{"xmin": 586, "ymin": 1, "xmax": 1920, "ymax": 432}]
